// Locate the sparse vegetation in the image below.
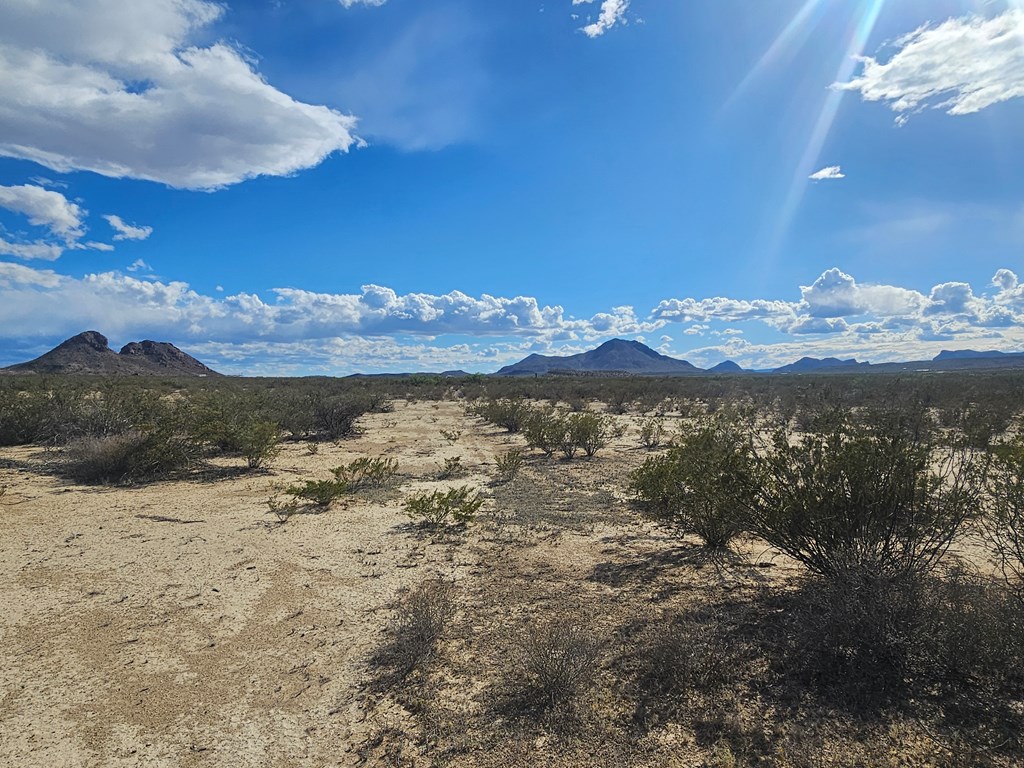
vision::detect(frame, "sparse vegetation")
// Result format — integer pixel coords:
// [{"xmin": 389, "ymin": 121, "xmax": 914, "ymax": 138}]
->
[
  {"xmin": 493, "ymin": 448, "xmax": 523, "ymax": 483},
  {"xmin": 436, "ymin": 455, "xmax": 464, "ymax": 480},
  {"xmin": 331, "ymin": 456, "xmax": 399, "ymax": 491},
  {"xmin": 284, "ymin": 478, "xmax": 349, "ymax": 508},
  {"xmin": 404, "ymin": 486, "xmax": 483, "ymax": 526}
]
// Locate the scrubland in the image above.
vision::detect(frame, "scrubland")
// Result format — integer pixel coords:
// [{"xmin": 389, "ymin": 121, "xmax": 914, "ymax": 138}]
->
[{"xmin": 2, "ymin": 372, "xmax": 1024, "ymax": 767}]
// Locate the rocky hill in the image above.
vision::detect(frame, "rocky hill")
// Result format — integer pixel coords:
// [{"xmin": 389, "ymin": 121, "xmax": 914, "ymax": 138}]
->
[
  {"xmin": 496, "ymin": 339, "xmax": 701, "ymax": 376},
  {"xmin": 4, "ymin": 331, "xmax": 219, "ymax": 376}
]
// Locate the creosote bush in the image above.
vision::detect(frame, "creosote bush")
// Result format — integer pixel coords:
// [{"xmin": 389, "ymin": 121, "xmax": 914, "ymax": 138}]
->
[
  {"xmin": 630, "ymin": 418, "xmax": 756, "ymax": 550},
  {"xmin": 284, "ymin": 478, "xmax": 349, "ymax": 508},
  {"xmin": 331, "ymin": 456, "xmax": 399, "ymax": 491},
  {"xmin": 751, "ymin": 411, "xmax": 981, "ymax": 585},
  {"xmin": 61, "ymin": 427, "xmax": 200, "ymax": 484},
  {"xmin": 494, "ymin": 448, "xmax": 523, "ymax": 483},
  {"xmin": 404, "ymin": 486, "xmax": 483, "ymax": 526},
  {"xmin": 436, "ymin": 455, "xmax": 464, "ymax": 480}
]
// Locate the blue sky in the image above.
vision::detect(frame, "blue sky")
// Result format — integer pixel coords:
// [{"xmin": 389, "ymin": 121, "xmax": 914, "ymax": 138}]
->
[{"xmin": 0, "ymin": 0, "xmax": 1022, "ymax": 373}]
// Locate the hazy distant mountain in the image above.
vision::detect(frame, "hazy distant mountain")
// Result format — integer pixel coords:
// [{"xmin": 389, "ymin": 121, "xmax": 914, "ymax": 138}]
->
[
  {"xmin": 933, "ymin": 349, "xmax": 1024, "ymax": 362},
  {"xmin": 4, "ymin": 331, "xmax": 219, "ymax": 376},
  {"xmin": 708, "ymin": 360, "xmax": 744, "ymax": 374},
  {"xmin": 773, "ymin": 356, "xmax": 869, "ymax": 374},
  {"xmin": 496, "ymin": 338, "xmax": 702, "ymax": 376}
]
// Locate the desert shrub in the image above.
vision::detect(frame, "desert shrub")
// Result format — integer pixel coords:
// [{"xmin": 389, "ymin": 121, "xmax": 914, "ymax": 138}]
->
[
  {"xmin": 986, "ymin": 435, "xmax": 1024, "ymax": 604},
  {"xmin": 332, "ymin": 456, "xmax": 399, "ymax": 491},
  {"xmin": 238, "ymin": 420, "xmax": 282, "ymax": 469},
  {"xmin": 567, "ymin": 411, "xmax": 612, "ymax": 457},
  {"xmin": 372, "ymin": 579, "xmax": 455, "ymax": 683},
  {"xmin": 313, "ymin": 395, "xmax": 371, "ymax": 439},
  {"xmin": 504, "ymin": 614, "xmax": 603, "ymax": 719},
  {"xmin": 494, "ymin": 448, "xmax": 523, "ymax": 483},
  {"xmin": 439, "ymin": 428, "xmax": 461, "ymax": 443},
  {"xmin": 522, "ymin": 407, "xmax": 564, "ymax": 458},
  {"xmin": 638, "ymin": 416, "xmax": 665, "ymax": 450},
  {"xmin": 285, "ymin": 478, "xmax": 349, "ymax": 507},
  {"xmin": 474, "ymin": 398, "xmax": 530, "ymax": 433},
  {"xmin": 751, "ymin": 412, "xmax": 981, "ymax": 585},
  {"xmin": 436, "ymin": 455, "xmax": 464, "ymax": 480},
  {"xmin": 266, "ymin": 489, "xmax": 300, "ymax": 523},
  {"xmin": 630, "ymin": 419, "xmax": 756, "ymax": 550},
  {"xmin": 404, "ymin": 486, "xmax": 482, "ymax": 526},
  {"xmin": 61, "ymin": 427, "xmax": 200, "ymax": 484}
]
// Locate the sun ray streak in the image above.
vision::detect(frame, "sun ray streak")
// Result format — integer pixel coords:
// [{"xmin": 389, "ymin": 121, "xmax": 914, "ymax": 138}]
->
[
  {"xmin": 765, "ymin": 0, "xmax": 888, "ymax": 260},
  {"xmin": 723, "ymin": 0, "xmax": 828, "ymax": 112}
]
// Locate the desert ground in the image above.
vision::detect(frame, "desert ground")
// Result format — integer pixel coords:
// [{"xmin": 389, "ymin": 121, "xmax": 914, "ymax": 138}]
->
[{"xmin": 1, "ymin": 396, "xmax": 1020, "ymax": 767}]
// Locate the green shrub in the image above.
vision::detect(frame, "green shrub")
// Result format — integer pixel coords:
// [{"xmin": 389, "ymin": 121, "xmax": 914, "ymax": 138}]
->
[
  {"xmin": 436, "ymin": 455, "xmax": 464, "ymax": 480},
  {"xmin": 522, "ymin": 408, "xmax": 564, "ymax": 458},
  {"xmin": 238, "ymin": 420, "xmax": 282, "ymax": 469},
  {"xmin": 404, "ymin": 486, "xmax": 483, "ymax": 526},
  {"xmin": 332, "ymin": 456, "xmax": 399, "ymax": 491},
  {"xmin": 494, "ymin": 448, "xmax": 524, "ymax": 483},
  {"xmin": 439, "ymin": 428, "xmax": 461, "ymax": 443},
  {"xmin": 630, "ymin": 420, "xmax": 756, "ymax": 550},
  {"xmin": 474, "ymin": 398, "xmax": 530, "ymax": 433},
  {"xmin": 751, "ymin": 413, "xmax": 981, "ymax": 584},
  {"xmin": 285, "ymin": 478, "xmax": 349, "ymax": 507},
  {"xmin": 638, "ymin": 416, "xmax": 665, "ymax": 450},
  {"xmin": 567, "ymin": 411, "xmax": 611, "ymax": 457},
  {"xmin": 313, "ymin": 395, "xmax": 371, "ymax": 439}
]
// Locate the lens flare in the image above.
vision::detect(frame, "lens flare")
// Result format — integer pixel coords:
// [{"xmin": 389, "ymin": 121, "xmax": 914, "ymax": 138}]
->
[{"xmin": 764, "ymin": 0, "xmax": 888, "ymax": 260}]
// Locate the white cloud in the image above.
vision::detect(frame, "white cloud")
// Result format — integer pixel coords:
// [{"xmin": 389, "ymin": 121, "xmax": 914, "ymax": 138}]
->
[
  {"xmin": 573, "ymin": 0, "xmax": 630, "ymax": 38},
  {"xmin": 104, "ymin": 215, "xmax": 153, "ymax": 241},
  {"xmin": 838, "ymin": 10, "xmax": 1024, "ymax": 118},
  {"xmin": 338, "ymin": 0, "xmax": 386, "ymax": 6},
  {"xmin": 127, "ymin": 259, "xmax": 153, "ymax": 273},
  {"xmin": 809, "ymin": 165, "xmax": 845, "ymax": 180},
  {"xmin": 2, "ymin": 265, "xmax": 1023, "ymax": 373},
  {"xmin": 0, "ymin": 184, "xmax": 85, "ymax": 240},
  {"xmin": 0, "ymin": 0, "xmax": 361, "ymax": 189}
]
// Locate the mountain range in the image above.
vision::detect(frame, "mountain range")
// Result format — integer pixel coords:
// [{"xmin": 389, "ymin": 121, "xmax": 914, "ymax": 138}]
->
[
  {"xmin": 4, "ymin": 333, "xmax": 1024, "ymax": 377},
  {"xmin": 2, "ymin": 331, "xmax": 219, "ymax": 377}
]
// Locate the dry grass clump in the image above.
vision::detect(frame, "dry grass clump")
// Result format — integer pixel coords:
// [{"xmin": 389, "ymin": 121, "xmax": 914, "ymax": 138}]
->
[{"xmin": 371, "ymin": 579, "xmax": 456, "ymax": 686}]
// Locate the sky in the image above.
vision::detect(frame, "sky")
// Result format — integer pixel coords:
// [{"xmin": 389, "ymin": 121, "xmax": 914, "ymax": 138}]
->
[{"xmin": 0, "ymin": 0, "xmax": 1022, "ymax": 374}]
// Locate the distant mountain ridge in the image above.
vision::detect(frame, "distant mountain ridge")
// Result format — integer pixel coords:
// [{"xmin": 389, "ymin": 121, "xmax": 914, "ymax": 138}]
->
[
  {"xmin": 495, "ymin": 340, "xmax": 1024, "ymax": 377},
  {"xmin": 496, "ymin": 338, "xmax": 703, "ymax": 376},
  {"xmin": 4, "ymin": 331, "xmax": 219, "ymax": 376}
]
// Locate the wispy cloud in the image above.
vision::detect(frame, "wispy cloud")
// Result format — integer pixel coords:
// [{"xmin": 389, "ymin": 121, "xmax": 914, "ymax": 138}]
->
[
  {"xmin": 809, "ymin": 165, "xmax": 845, "ymax": 180},
  {"xmin": 838, "ymin": 10, "xmax": 1024, "ymax": 119},
  {"xmin": 104, "ymin": 215, "xmax": 153, "ymax": 242}
]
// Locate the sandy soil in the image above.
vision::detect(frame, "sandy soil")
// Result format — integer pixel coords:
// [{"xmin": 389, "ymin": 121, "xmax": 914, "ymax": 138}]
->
[
  {"xmin": 1, "ymin": 400, "xmax": 513, "ymax": 766},
  {"xmin": 1, "ymin": 399, "xmax": 1011, "ymax": 767}
]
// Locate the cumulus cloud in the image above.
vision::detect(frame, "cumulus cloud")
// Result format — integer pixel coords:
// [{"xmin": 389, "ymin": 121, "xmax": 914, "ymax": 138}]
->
[
  {"xmin": 839, "ymin": 10, "xmax": 1024, "ymax": 118},
  {"xmin": 0, "ymin": 184, "xmax": 85, "ymax": 240},
  {"xmin": 573, "ymin": 0, "xmax": 630, "ymax": 38},
  {"xmin": 2, "ymin": 264, "xmax": 1022, "ymax": 372},
  {"xmin": 809, "ymin": 165, "xmax": 845, "ymax": 180},
  {"xmin": 0, "ymin": 0, "xmax": 361, "ymax": 189},
  {"xmin": 104, "ymin": 215, "xmax": 153, "ymax": 242}
]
